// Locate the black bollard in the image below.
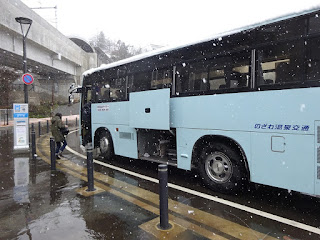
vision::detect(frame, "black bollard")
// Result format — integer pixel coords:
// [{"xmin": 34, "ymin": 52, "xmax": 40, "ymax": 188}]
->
[
  {"xmin": 86, "ymin": 143, "xmax": 95, "ymax": 191},
  {"xmin": 47, "ymin": 120, "xmax": 49, "ymax": 133},
  {"xmin": 31, "ymin": 123, "xmax": 35, "ymax": 132},
  {"xmin": 6, "ymin": 109, "xmax": 8, "ymax": 125},
  {"xmin": 50, "ymin": 137, "xmax": 56, "ymax": 171},
  {"xmin": 158, "ymin": 164, "xmax": 171, "ymax": 230},
  {"xmin": 31, "ymin": 130, "xmax": 36, "ymax": 159},
  {"xmin": 76, "ymin": 117, "xmax": 78, "ymax": 127},
  {"xmin": 38, "ymin": 121, "xmax": 41, "ymax": 136}
]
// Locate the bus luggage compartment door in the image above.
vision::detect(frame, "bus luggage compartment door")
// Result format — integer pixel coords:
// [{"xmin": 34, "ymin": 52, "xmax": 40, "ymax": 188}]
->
[{"xmin": 129, "ymin": 88, "xmax": 170, "ymax": 130}]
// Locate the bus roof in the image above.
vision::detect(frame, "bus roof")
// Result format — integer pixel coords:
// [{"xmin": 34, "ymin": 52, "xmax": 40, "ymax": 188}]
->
[{"xmin": 83, "ymin": 6, "xmax": 320, "ymax": 78}]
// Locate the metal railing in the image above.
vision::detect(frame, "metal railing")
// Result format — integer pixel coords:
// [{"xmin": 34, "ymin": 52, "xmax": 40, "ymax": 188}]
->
[{"xmin": 0, "ymin": 109, "xmax": 13, "ymax": 125}]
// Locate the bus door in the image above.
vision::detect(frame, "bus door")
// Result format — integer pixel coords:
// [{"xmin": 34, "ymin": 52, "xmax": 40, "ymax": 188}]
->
[{"xmin": 129, "ymin": 88, "xmax": 170, "ymax": 130}]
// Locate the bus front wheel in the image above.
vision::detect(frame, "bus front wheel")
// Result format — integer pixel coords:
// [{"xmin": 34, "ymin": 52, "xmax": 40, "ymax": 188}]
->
[
  {"xmin": 199, "ymin": 142, "xmax": 247, "ymax": 193},
  {"xmin": 99, "ymin": 131, "xmax": 114, "ymax": 160}
]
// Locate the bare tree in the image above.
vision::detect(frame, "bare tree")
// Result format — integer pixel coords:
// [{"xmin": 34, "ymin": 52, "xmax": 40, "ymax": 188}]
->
[
  {"xmin": 90, "ymin": 31, "xmax": 149, "ymax": 62},
  {"xmin": 90, "ymin": 31, "xmax": 111, "ymax": 53},
  {"xmin": 0, "ymin": 67, "xmax": 20, "ymax": 108},
  {"xmin": 111, "ymin": 40, "xmax": 133, "ymax": 61}
]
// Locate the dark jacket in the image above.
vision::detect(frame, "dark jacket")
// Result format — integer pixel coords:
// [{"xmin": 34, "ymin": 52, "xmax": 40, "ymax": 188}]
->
[{"xmin": 51, "ymin": 115, "xmax": 65, "ymax": 142}]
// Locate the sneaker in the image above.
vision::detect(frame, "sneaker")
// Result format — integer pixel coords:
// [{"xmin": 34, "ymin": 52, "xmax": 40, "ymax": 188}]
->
[{"xmin": 56, "ymin": 155, "xmax": 61, "ymax": 160}]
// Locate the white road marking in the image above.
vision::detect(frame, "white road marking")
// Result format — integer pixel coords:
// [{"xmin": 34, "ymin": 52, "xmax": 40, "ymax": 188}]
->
[{"xmin": 66, "ymin": 141, "xmax": 320, "ymax": 235}]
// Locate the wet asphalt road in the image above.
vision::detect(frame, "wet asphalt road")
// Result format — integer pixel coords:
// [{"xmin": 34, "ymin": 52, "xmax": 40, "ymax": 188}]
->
[{"xmin": 1, "ymin": 126, "xmax": 320, "ymax": 240}]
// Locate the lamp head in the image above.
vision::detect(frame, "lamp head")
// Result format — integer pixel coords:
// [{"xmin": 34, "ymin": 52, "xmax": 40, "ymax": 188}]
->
[
  {"xmin": 15, "ymin": 17, "xmax": 32, "ymax": 37},
  {"xmin": 15, "ymin": 17, "xmax": 32, "ymax": 25}
]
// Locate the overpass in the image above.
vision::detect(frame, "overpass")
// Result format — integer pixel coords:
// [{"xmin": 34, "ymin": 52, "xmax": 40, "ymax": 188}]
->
[{"xmin": 0, "ymin": 0, "xmax": 100, "ymax": 105}]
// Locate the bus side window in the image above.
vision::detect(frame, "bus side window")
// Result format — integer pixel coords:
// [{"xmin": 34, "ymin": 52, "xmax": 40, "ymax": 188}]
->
[
  {"xmin": 101, "ymin": 85, "xmax": 110, "ymax": 102},
  {"xmin": 306, "ymin": 37, "xmax": 320, "ymax": 81},
  {"xmin": 162, "ymin": 70, "xmax": 173, "ymax": 89},
  {"xmin": 151, "ymin": 69, "xmax": 172, "ymax": 89},
  {"xmin": 257, "ymin": 40, "xmax": 303, "ymax": 86},
  {"xmin": 208, "ymin": 68, "xmax": 226, "ymax": 90},
  {"xmin": 133, "ymin": 72, "xmax": 151, "ymax": 92},
  {"xmin": 228, "ymin": 52, "xmax": 251, "ymax": 89},
  {"xmin": 110, "ymin": 77, "xmax": 126, "ymax": 101},
  {"xmin": 176, "ymin": 62, "xmax": 209, "ymax": 94},
  {"xmin": 95, "ymin": 80, "xmax": 111, "ymax": 102},
  {"xmin": 176, "ymin": 64, "xmax": 190, "ymax": 94},
  {"xmin": 207, "ymin": 51, "xmax": 250, "ymax": 91},
  {"xmin": 128, "ymin": 75, "xmax": 135, "ymax": 93},
  {"xmin": 188, "ymin": 62, "xmax": 208, "ymax": 92}
]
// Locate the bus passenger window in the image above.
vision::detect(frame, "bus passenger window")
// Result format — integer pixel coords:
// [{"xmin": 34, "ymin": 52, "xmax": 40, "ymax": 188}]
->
[
  {"xmin": 208, "ymin": 69, "xmax": 226, "ymax": 90},
  {"xmin": 176, "ymin": 62, "xmax": 208, "ymax": 94},
  {"xmin": 127, "ymin": 75, "xmax": 135, "ymax": 93},
  {"xmin": 308, "ymin": 12, "xmax": 320, "ymax": 35},
  {"xmin": 188, "ymin": 62, "xmax": 208, "ymax": 92},
  {"xmin": 228, "ymin": 70, "xmax": 249, "ymax": 88},
  {"xmin": 228, "ymin": 53, "xmax": 250, "ymax": 89},
  {"xmin": 110, "ymin": 77, "xmax": 126, "ymax": 101},
  {"xmin": 94, "ymin": 80, "xmax": 111, "ymax": 102},
  {"xmin": 151, "ymin": 69, "xmax": 172, "ymax": 89},
  {"xmin": 257, "ymin": 40, "xmax": 303, "ymax": 86},
  {"xmin": 133, "ymin": 72, "xmax": 151, "ymax": 92},
  {"xmin": 306, "ymin": 37, "xmax": 320, "ymax": 81},
  {"xmin": 176, "ymin": 66, "xmax": 189, "ymax": 93},
  {"xmin": 101, "ymin": 84, "xmax": 111, "ymax": 101},
  {"xmin": 207, "ymin": 52, "xmax": 250, "ymax": 91}
]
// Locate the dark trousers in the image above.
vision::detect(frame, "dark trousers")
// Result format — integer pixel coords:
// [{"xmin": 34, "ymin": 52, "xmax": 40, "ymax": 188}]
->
[{"xmin": 55, "ymin": 140, "xmax": 67, "ymax": 154}]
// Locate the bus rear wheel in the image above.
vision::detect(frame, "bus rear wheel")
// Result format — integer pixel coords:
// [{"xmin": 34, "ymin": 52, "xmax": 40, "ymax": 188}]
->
[
  {"xmin": 199, "ymin": 142, "xmax": 247, "ymax": 193},
  {"xmin": 99, "ymin": 131, "xmax": 114, "ymax": 160}
]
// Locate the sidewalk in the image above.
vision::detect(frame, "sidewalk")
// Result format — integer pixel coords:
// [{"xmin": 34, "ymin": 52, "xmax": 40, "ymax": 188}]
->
[
  {"xmin": 0, "ymin": 103, "xmax": 80, "ymax": 129},
  {"xmin": 0, "ymin": 115, "xmax": 79, "ymax": 129}
]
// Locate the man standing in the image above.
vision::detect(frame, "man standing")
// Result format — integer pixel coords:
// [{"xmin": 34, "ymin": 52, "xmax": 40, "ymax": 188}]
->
[{"xmin": 51, "ymin": 113, "xmax": 68, "ymax": 159}]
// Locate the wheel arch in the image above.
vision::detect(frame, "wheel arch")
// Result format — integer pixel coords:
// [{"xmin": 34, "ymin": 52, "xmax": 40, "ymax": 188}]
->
[{"xmin": 191, "ymin": 134, "xmax": 250, "ymax": 181}]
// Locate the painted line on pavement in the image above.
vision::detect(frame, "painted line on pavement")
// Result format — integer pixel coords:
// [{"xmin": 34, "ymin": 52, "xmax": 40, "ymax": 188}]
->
[
  {"xmin": 65, "ymin": 146, "xmax": 320, "ymax": 235},
  {"xmin": 65, "ymin": 131, "xmax": 320, "ymax": 235}
]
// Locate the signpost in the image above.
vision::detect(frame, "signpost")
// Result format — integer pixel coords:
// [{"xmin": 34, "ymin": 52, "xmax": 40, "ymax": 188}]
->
[{"xmin": 13, "ymin": 103, "xmax": 29, "ymax": 150}]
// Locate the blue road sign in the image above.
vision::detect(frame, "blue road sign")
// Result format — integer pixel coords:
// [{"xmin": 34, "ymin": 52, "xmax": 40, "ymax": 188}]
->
[{"xmin": 22, "ymin": 74, "xmax": 33, "ymax": 85}]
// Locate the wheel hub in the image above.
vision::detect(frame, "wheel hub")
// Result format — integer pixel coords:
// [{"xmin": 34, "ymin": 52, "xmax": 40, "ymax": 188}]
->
[
  {"xmin": 100, "ymin": 137, "xmax": 109, "ymax": 153},
  {"xmin": 205, "ymin": 152, "xmax": 233, "ymax": 183},
  {"xmin": 212, "ymin": 161, "xmax": 224, "ymax": 174}
]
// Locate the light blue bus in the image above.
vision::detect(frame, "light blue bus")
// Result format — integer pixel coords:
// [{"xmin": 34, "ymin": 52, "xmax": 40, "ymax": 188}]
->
[{"xmin": 74, "ymin": 9, "xmax": 320, "ymax": 194}]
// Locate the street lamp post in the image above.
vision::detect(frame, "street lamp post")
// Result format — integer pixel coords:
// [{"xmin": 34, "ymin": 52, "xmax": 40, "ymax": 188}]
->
[{"xmin": 15, "ymin": 17, "xmax": 32, "ymax": 103}]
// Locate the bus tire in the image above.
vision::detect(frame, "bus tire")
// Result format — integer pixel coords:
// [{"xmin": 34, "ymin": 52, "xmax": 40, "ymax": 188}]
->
[
  {"xmin": 99, "ymin": 131, "xmax": 114, "ymax": 160},
  {"xmin": 199, "ymin": 142, "xmax": 247, "ymax": 193}
]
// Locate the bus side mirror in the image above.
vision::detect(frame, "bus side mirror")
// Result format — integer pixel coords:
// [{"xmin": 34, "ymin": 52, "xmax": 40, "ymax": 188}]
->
[
  {"xmin": 69, "ymin": 86, "xmax": 82, "ymax": 94},
  {"xmin": 68, "ymin": 86, "xmax": 82, "ymax": 105}
]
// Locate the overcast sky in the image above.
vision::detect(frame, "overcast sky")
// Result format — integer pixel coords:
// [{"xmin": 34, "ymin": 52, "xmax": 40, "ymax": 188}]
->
[{"xmin": 22, "ymin": 0, "xmax": 320, "ymax": 48}]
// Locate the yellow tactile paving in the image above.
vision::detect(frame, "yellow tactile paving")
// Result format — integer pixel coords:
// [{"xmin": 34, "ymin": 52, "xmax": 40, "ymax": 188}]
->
[{"xmin": 37, "ymin": 135, "xmax": 278, "ymax": 240}]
